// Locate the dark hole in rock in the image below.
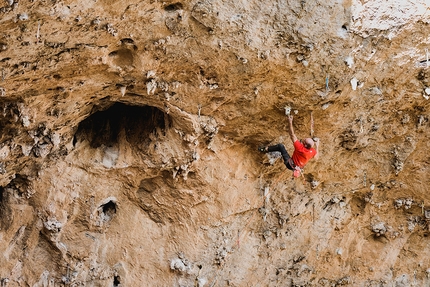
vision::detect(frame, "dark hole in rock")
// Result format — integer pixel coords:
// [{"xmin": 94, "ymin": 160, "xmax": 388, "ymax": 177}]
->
[
  {"xmin": 120, "ymin": 38, "xmax": 138, "ymax": 51},
  {"xmin": 101, "ymin": 200, "xmax": 117, "ymax": 222},
  {"xmin": 120, "ymin": 38, "xmax": 135, "ymax": 45},
  {"xmin": 74, "ymin": 102, "xmax": 169, "ymax": 148},
  {"xmin": 341, "ymin": 24, "xmax": 348, "ymax": 31},
  {"xmin": 113, "ymin": 275, "xmax": 120, "ymax": 286},
  {"xmin": 164, "ymin": 2, "xmax": 183, "ymax": 11}
]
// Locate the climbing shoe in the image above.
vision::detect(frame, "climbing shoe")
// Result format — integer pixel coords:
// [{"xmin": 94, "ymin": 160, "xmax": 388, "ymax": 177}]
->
[{"xmin": 258, "ymin": 146, "xmax": 267, "ymax": 153}]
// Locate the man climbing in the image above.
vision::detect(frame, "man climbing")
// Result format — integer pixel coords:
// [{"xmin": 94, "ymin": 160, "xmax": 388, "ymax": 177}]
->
[{"xmin": 259, "ymin": 115, "xmax": 319, "ymax": 177}]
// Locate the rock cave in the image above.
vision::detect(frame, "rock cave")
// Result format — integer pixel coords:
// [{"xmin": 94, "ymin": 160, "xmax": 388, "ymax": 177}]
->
[
  {"xmin": 0, "ymin": 0, "xmax": 430, "ymax": 286},
  {"xmin": 74, "ymin": 102, "xmax": 169, "ymax": 149}
]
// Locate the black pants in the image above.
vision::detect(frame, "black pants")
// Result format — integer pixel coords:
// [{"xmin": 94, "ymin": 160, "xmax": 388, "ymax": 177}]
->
[{"xmin": 268, "ymin": 144, "xmax": 294, "ymax": 170}]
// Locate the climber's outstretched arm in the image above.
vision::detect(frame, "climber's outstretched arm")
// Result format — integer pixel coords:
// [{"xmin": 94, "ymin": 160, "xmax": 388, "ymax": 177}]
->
[{"xmin": 287, "ymin": 115, "xmax": 298, "ymax": 143}]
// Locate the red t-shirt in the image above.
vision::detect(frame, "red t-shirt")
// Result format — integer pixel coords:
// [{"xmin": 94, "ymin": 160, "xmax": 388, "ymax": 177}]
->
[{"xmin": 292, "ymin": 140, "xmax": 317, "ymax": 168}]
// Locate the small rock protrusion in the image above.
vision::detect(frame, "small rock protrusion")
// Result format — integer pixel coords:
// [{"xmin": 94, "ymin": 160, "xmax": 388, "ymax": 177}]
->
[
  {"xmin": 407, "ymin": 216, "xmax": 422, "ymax": 232},
  {"xmin": 311, "ymin": 180, "xmax": 319, "ymax": 189},
  {"xmin": 424, "ymin": 209, "xmax": 430, "ymax": 220},
  {"xmin": 170, "ymin": 252, "xmax": 193, "ymax": 273},
  {"xmin": 0, "ymin": 162, "xmax": 6, "ymax": 174},
  {"xmin": 401, "ymin": 114, "xmax": 410, "ymax": 124},
  {"xmin": 350, "ymin": 77, "xmax": 358, "ymax": 90},
  {"xmin": 106, "ymin": 23, "xmax": 118, "ymax": 37},
  {"xmin": 417, "ymin": 115, "xmax": 428, "ymax": 127},
  {"xmin": 146, "ymin": 79, "xmax": 157, "ymax": 95},
  {"xmin": 321, "ymin": 102, "xmax": 331, "ymax": 110},
  {"xmin": 43, "ymin": 217, "xmax": 63, "ymax": 233},
  {"xmin": 0, "ymin": 278, "xmax": 10, "ymax": 287},
  {"xmin": 259, "ymin": 207, "xmax": 268, "ymax": 220},
  {"xmin": 344, "ymin": 56, "xmax": 354, "ymax": 68},
  {"xmin": 33, "ymin": 143, "xmax": 52, "ymax": 158},
  {"xmin": 118, "ymin": 85, "xmax": 126, "ymax": 96},
  {"xmin": 0, "ymin": 42, "xmax": 7, "ymax": 52},
  {"xmin": 331, "ymin": 196, "xmax": 341, "ymax": 204},
  {"xmin": 18, "ymin": 13, "xmax": 29, "ymax": 21},
  {"xmin": 424, "ymin": 87, "xmax": 430, "ymax": 100},
  {"xmin": 394, "ymin": 198, "xmax": 404, "ymax": 209},
  {"xmin": 371, "ymin": 222, "xmax": 387, "ymax": 237},
  {"xmin": 91, "ymin": 17, "xmax": 101, "ymax": 25},
  {"xmin": 278, "ymin": 214, "xmax": 289, "ymax": 226},
  {"xmin": 395, "ymin": 274, "xmax": 409, "ymax": 287},
  {"xmin": 404, "ymin": 198, "xmax": 413, "ymax": 209},
  {"xmin": 392, "ymin": 147, "xmax": 404, "ymax": 175},
  {"xmin": 336, "ymin": 276, "xmax": 351, "ymax": 285},
  {"xmin": 262, "ymin": 229, "xmax": 271, "ymax": 240},
  {"xmin": 197, "ymin": 277, "xmax": 207, "ymax": 287},
  {"xmin": 146, "ymin": 70, "xmax": 156, "ymax": 79},
  {"xmin": 170, "ymin": 258, "xmax": 189, "ymax": 273},
  {"xmin": 214, "ymin": 247, "xmax": 230, "ymax": 266}
]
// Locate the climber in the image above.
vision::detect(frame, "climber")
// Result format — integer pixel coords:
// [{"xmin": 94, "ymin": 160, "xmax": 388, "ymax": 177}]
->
[{"xmin": 259, "ymin": 115, "xmax": 319, "ymax": 177}]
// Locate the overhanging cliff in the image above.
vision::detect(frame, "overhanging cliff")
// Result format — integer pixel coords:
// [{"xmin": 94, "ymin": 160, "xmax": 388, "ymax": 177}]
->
[{"xmin": 0, "ymin": 0, "xmax": 430, "ymax": 286}]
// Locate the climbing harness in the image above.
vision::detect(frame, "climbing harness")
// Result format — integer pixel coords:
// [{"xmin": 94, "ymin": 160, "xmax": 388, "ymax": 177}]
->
[
  {"xmin": 287, "ymin": 158, "xmax": 304, "ymax": 179},
  {"xmin": 293, "ymin": 166, "xmax": 302, "ymax": 178}
]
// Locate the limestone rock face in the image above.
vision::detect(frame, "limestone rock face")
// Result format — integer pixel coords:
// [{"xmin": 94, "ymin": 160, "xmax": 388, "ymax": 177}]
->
[{"xmin": 0, "ymin": 0, "xmax": 429, "ymax": 286}]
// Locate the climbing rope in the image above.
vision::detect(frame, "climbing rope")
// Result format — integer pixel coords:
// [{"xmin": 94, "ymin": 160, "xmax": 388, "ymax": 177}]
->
[
  {"xmin": 310, "ymin": 111, "xmax": 314, "ymax": 138},
  {"xmin": 209, "ymin": 120, "xmax": 316, "ymax": 284},
  {"xmin": 206, "ymin": 161, "xmax": 315, "ymax": 286},
  {"xmin": 208, "ymin": 171, "xmax": 287, "ymax": 286}
]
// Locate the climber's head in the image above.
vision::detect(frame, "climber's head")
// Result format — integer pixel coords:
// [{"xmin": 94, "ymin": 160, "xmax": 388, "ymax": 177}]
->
[{"xmin": 303, "ymin": 138, "xmax": 314, "ymax": 149}]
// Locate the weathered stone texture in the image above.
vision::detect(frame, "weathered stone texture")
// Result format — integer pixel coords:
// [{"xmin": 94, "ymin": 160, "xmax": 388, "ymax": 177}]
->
[{"xmin": 0, "ymin": 0, "xmax": 430, "ymax": 286}]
